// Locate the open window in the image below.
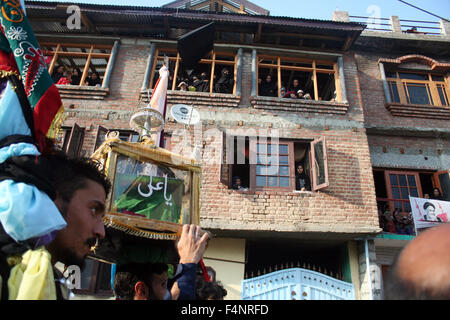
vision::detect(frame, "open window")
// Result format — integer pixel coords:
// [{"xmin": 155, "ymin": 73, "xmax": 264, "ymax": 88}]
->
[
  {"xmin": 220, "ymin": 134, "xmax": 329, "ymax": 192},
  {"xmin": 64, "ymin": 123, "xmax": 85, "ymax": 158},
  {"xmin": 433, "ymin": 170, "xmax": 450, "ymax": 201},
  {"xmin": 149, "ymin": 48, "xmax": 237, "ymax": 94},
  {"xmin": 93, "ymin": 126, "xmax": 139, "ymax": 152}
]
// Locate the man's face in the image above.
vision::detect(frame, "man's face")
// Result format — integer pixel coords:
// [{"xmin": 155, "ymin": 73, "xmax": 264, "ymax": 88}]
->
[
  {"xmin": 297, "ymin": 166, "xmax": 304, "ymax": 174},
  {"xmin": 149, "ymin": 272, "xmax": 168, "ymax": 300},
  {"xmin": 48, "ymin": 179, "xmax": 106, "ymax": 267},
  {"xmin": 426, "ymin": 206, "xmax": 436, "ymax": 220},
  {"xmin": 236, "ymin": 179, "xmax": 241, "ymax": 186},
  {"xmin": 293, "ymin": 79, "xmax": 299, "ymax": 87}
]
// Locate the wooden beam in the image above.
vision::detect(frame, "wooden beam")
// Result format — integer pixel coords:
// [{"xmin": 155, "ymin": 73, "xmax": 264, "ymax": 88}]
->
[
  {"xmin": 80, "ymin": 45, "xmax": 94, "ymax": 86},
  {"xmin": 80, "ymin": 12, "xmax": 97, "ymax": 33},
  {"xmin": 255, "ymin": 23, "xmax": 262, "ymax": 42}
]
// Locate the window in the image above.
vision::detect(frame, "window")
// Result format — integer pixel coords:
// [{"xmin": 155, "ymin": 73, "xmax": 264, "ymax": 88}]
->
[
  {"xmin": 93, "ymin": 126, "xmax": 139, "ymax": 151},
  {"xmin": 373, "ymin": 169, "xmax": 449, "ymax": 235},
  {"xmin": 149, "ymin": 48, "xmax": 237, "ymax": 94},
  {"xmin": 221, "ymin": 135, "xmax": 329, "ymax": 192},
  {"xmin": 386, "ymin": 71, "xmax": 449, "ymax": 106},
  {"xmin": 42, "ymin": 42, "xmax": 114, "ymax": 87},
  {"xmin": 257, "ymin": 55, "xmax": 340, "ymax": 101},
  {"xmin": 58, "ymin": 123, "xmax": 85, "ymax": 158},
  {"xmin": 73, "ymin": 258, "xmax": 113, "ymax": 297}
]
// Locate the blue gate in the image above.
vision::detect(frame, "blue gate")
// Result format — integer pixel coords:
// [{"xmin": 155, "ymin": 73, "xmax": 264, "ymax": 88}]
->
[{"xmin": 241, "ymin": 268, "xmax": 355, "ymax": 300}]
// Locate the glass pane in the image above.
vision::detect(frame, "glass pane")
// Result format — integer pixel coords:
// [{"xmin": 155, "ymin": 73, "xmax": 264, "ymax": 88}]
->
[
  {"xmin": 313, "ymin": 140, "xmax": 326, "ymax": 185},
  {"xmin": 394, "ymin": 201, "xmax": 402, "ymax": 210},
  {"xmin": 398, "ymin": 175, "xmax": 407, "ymax": 186},
  {"xmin": 407, "ymin": 175, "xmax": 416, "ymax": 187},
  {"xmin": 280, "ymin": 177, "xmax": 290, "ymax": 187},
  {"xmin": 257, "ymin": 144, "xmax": 266, "ymax": 153},
  {"xmin": 268, "ymin": 176, "xmax": 278, "ymax": 187},
  {"xmin": 437, "ymin": 86, "xmax": 449, "ymax": 106},
  {"xmin": 404, "ymin": 202, "xmax": 411, "ymax": 212},
  {"xmin": 267, "ymin": 144, "xmax": 277, "ymax": 154},
  {"xmin": 410, "ymin": 188, "xmax": 418, "ymax": 197},
  {"xmin": 385, "ymin": 71, "xmax": 397, "ymax": 78},
  {"xmin": 279, "ymin": 145, "xmax": 288, "ymax": 154},
  {"xmin": 398, "ymin": 73, "xmax": 427, "ymax": 80},
  {"xmin": 392, "ymin": 187, "xmax": 400, "ymax": 199},
  {"xmin": 256, "ymin": 176, "xmax": 266, "ymax": 187},
  {"xmin": 279, "ymin": 155, "xmax": 289, "ymax": 165},
  {"xmin": 266, "ymin": 165, "xmax": 278, "ymax": 176},
  {"xmin": 267, "ymin": 155, "xmax": 278, "ymax": 166},
  {"xmin": 389, "ymin": 81, "xmax": 400, "ymax": 103},
  {"xmin": 256, "ymin": 165, "xmax": 266, "ymax": 175},
  {"xmin": 431, "ymin": 75, "xmax": 444, "ymax": 81},
  {"xmin": 390, "ymin": 174, "xmax": 398, "ymax": 186},
  {"xmin": 279, "ymin": 166, "xmax": 289, "ymax": 176},
  {"xmin": 113, "ymin": 155, "xmax": 190, "ymax": 223},
  {"xmin": 80, "ymin": 258, "xmax": 94, "ymax": 289},
  {"xmin": 257, "ymin": 155, "xmax": 267, "ymax": 164},
  {"xmin": 401, "ymin": 187, "xmax": 409, "ymax": 199},
  {"xmin": 406, "ymin": 84, "xmax": 431, "ymax": 105}
]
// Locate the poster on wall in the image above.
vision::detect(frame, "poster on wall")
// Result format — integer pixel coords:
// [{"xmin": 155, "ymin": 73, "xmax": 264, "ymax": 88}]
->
[{"xmin": 409, "ymin": 196, "xmax": 450, "ymax": 234}]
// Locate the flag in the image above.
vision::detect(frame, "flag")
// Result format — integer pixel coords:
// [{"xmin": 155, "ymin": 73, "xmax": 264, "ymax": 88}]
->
[
  {"xmin": 0, "ymin": 1, "xmax": 66, "ymax": 243},
  {"xmin": 149, "ymin": 65, "xmax": 169, "ymax": 148},
  {"xmin": 0, "ymin": 0, "xmax": 64, "ymax": 151},
  {"xmin": 409, "ymin": 196, "xmax": 449, "ymax": 232}
]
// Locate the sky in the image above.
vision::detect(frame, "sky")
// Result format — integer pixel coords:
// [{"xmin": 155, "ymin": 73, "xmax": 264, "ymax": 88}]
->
[{"xmin": 30, "ymin": 0, "xmax": 449, "ymax": 22}]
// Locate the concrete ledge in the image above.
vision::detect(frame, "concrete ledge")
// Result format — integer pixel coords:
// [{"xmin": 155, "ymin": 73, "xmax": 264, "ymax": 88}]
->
[
  {"xmin": 57, "ymin": 85, "xmax": 109, "ymax": 100},
  {"xmin": 251, "ymin": 96, "xmax": 350, "ymax": 115},
  {"xmin": 386, "ymin": 102, "xmax": 450, "ymax": 120},
  {"xmin": 140, "ymin": 90, "xmax": 241, "ymax": 108}
]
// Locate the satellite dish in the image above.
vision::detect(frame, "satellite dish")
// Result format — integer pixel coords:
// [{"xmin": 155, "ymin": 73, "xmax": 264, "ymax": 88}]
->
[
  {"xmin": 130, "ymin": 105, "xmax": 165, "ymax": 135},
  {"xmin": 171, "ymin": 104, "xmax": 200, "ymax": 126}
]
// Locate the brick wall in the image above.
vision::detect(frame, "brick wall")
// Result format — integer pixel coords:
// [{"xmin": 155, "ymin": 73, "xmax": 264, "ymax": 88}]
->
[{"xmin": 57, "ymin": 38, "xmax": 381, "ymax": 234}]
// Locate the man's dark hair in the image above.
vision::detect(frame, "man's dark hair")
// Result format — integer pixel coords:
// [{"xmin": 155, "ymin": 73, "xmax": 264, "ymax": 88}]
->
[
  {"xmin": 43, "ymin": 151, "xmax": 111, "ymax": 209},
  {"xmin": 195, "ymin": 276, "xmax": 227, "ymax": 300},
  {"xmin": 114, "ymin": 263, "xmax": 169, "ymax": 300}
]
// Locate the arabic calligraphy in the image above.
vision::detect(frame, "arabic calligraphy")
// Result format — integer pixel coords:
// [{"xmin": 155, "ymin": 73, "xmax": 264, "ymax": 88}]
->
[{"xmin": 137, "ymin": 174, "xmax": 173, "ymax": 206}]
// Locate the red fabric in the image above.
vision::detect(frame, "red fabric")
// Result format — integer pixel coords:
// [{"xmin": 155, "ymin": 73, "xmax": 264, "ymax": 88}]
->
[
  {"xmin": 56, "ymin": 77, "xmax": 70, "ymax": 85},
  {"xmin": 0, "ymin": 50, "xmax": 19, "ymax": 74},
  {"xmin": 199, "ymin": 259, "xmax": 211, "ymax": 282},
  {"xmin": 32, "ymin": 84, "xmax": 62, "ymax": 151}
]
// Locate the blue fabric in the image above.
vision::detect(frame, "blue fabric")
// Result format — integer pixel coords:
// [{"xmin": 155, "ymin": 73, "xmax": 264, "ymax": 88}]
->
[
  {"xmin": 0, "ymin": 142, "xmax": 40, "ymax": 164},
  {"xmin": 0, "ymin": 179, "xmax": 66, "ymax": 242},
  {"xmin": 0, "ymin": 82, "xmax": 31, "ymax": 141},
  {"xmin": 175, "ymin": 263, "xmax": 197, "ymax": 300}
]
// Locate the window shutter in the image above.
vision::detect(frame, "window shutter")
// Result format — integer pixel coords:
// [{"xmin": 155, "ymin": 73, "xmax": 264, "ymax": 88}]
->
[
  {"xmin": 93, "ymin": 125, "xmax": 109, "ymax": 152},
  {"xmin": 310, "ymin": 136, "xmax": 329, "ymax": 191},
  {"xmin": 433, "ymin": 170, "xmax": 450, "ymax": 201},
  {"xmin": 220, "ymin": 131, "xmax": 232, "ymax": 187},
  {"xmin": 65, "ymin": 123, "xmax": 84, "ymax": 158}
]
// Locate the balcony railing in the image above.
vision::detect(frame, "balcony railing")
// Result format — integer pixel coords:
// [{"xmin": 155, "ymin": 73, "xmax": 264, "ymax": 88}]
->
[{"xmin": 377, "ymin": 198, "xmax": 416, "ymax": 236}]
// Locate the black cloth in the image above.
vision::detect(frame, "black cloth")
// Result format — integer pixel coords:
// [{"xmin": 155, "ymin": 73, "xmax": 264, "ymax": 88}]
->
[
  {"xmin": 259, "ymin": 80, "xmax": 277, "ymax": 97},
  {"xmin": 70, "ymin": 68, "xmax": 82, "ymax": 86},
  {"xmin": 295, "ymin": 172, "xmax": 311, "ymax": 191},
  {"xmin": 193, "ymin": 76, "xmax": 209, "ymax": 92},
  {"xmin": 214, "ymin": 69, "xmax": 233, "ymax": 94},
  {"xmin": 51, "ymin": 71, "xmax": 64, "ymax": 84},
  {"xmin": 0, "ymin": 155, "xmax": 56, "ymax": 200},
  {"xmin": 87, "ymin": 76, "xmax": 102, "ymax": 86}
]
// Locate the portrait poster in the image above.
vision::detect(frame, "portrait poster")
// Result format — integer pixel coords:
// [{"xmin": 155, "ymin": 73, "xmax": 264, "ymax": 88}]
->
[{"xmin": 409, "ymin": 196, "xmax": 450, "ymax": 233}]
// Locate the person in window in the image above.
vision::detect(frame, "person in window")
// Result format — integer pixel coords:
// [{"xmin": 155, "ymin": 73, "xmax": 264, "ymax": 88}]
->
[
  {"xmin": 303, "ymin": 93, "xmax": 312, "ymax": 100},
  {"xmin": 259, "ymin": 74, "xmax": 277, "ymax": 97},
  {"xmin": 279, "ymin": 87, "xmax": 287, "ymax": 98},
  {"xmin": 51, "ymin": 65, "xmax": 65, "ymax": 84},
  {"xmin": 214, "ymin": 67, "xmax": 234, "ymax": 94},
  {"xmin": 431, "ymin": 187, "xmax": 444, "ymax": 201},
  {"xmin": 177, "ymin": 81, "xmax": 188, "ymax": 91},
  {"xmin": 289, "ymin": 78, "xmax": 301, "ymax": 93},
  {"xmin": 286, "ymin": 90, "xmax": 298, "ymax": 99},
  {"xmin": 232, "ymin": 176, "xmax": 248, "ymax": 191},
  {"xmin": 56, "ymin": 70, "xmax": 72, "ymax": 85},
  {"xmin": 295, "ymin": 164, "xmax": 311, "ymax": 191},
  {"xmin": 70, "ymin": 67, "xmax": 82, "ymax": 86},
  {"xmin": 193, "ymin": 72, "xmax": 209, "ymax": 92},
  {"xmin": 86, "ymin": 71, "xmax": 102, "ymax": 87}
]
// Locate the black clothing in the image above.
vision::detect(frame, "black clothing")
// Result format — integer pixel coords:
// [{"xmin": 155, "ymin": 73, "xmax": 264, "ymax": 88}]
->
[
  {"xmin": 51, "ymin": 71, "xmax": 64, "ymax": 84},
  {"xmin": 87, "ymin": 76, "xmax": 102, "ymax": 87},
  {"xmin": 214, "ymin": 69, "xmax": 234, "ymax": 94},
  {"xmin": 295, "ymin": 172, "xmax": 311, "ymax": 191},
  {"xmin": 259, "ymin": 79, "xmax": 277, "ymax": 97},
  {"xmin": 70, "ymin": 68, "xmax": 82, "ymax": 85}
]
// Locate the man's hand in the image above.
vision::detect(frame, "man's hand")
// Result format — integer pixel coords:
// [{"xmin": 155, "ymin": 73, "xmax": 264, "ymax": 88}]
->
[{"xmin": 177, "ymin": 224, "xmax": 209, "ymax": 264}]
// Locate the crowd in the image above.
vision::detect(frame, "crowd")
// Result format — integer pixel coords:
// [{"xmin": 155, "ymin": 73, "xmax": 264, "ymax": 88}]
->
[
  {"xmin": 51, "ymin": 65, "xmax": 102, "ymax": 87},
  {"xmin": 175, "ymin": 67, "xmax": 234, "ymax": 94},
  {"xmin": 258, "ymin": 75, "xmax": 313, "ymax": 99}
]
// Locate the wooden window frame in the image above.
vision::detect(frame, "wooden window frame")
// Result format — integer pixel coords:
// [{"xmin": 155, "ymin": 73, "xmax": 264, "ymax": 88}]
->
[
  {"xmin": 386, "ymin": 71, "xmax": 450, "ymax": 107},
  {"xmin": 384, "ymin": 170, "xmax": 423, "ymax": 214},
  {"xmin": 220, "ymin": 135, "xmax": 329, "ymax": 192},
  {"xmin": 149, "ymin": 48, "xmax": 237, "ymax": 94},
  {"xmin": 72, "ymin": 258, "xmax": 114, "ymax": 297},
  {"xmin": 64, "ymin": 123, "xmax": 85, "ymax": 158},
  {"xmin": 257, "ymin": 55, "xmax": 340, "ymax": 101},
  {"xmin": 41, "ymin": 42, "xmax": 114, "ymax": 87}
]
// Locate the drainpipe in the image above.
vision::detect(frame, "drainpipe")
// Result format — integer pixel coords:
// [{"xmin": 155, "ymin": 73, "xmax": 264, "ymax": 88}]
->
[{"xmin": 365, "ymin": 238, "xmax": 374, "ymax": 300}]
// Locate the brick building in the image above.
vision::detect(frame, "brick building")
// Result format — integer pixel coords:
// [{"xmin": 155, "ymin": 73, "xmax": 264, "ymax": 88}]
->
[{"xmin": 26, "ymin": 1, "xmax": 449, "ymax": 300}]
